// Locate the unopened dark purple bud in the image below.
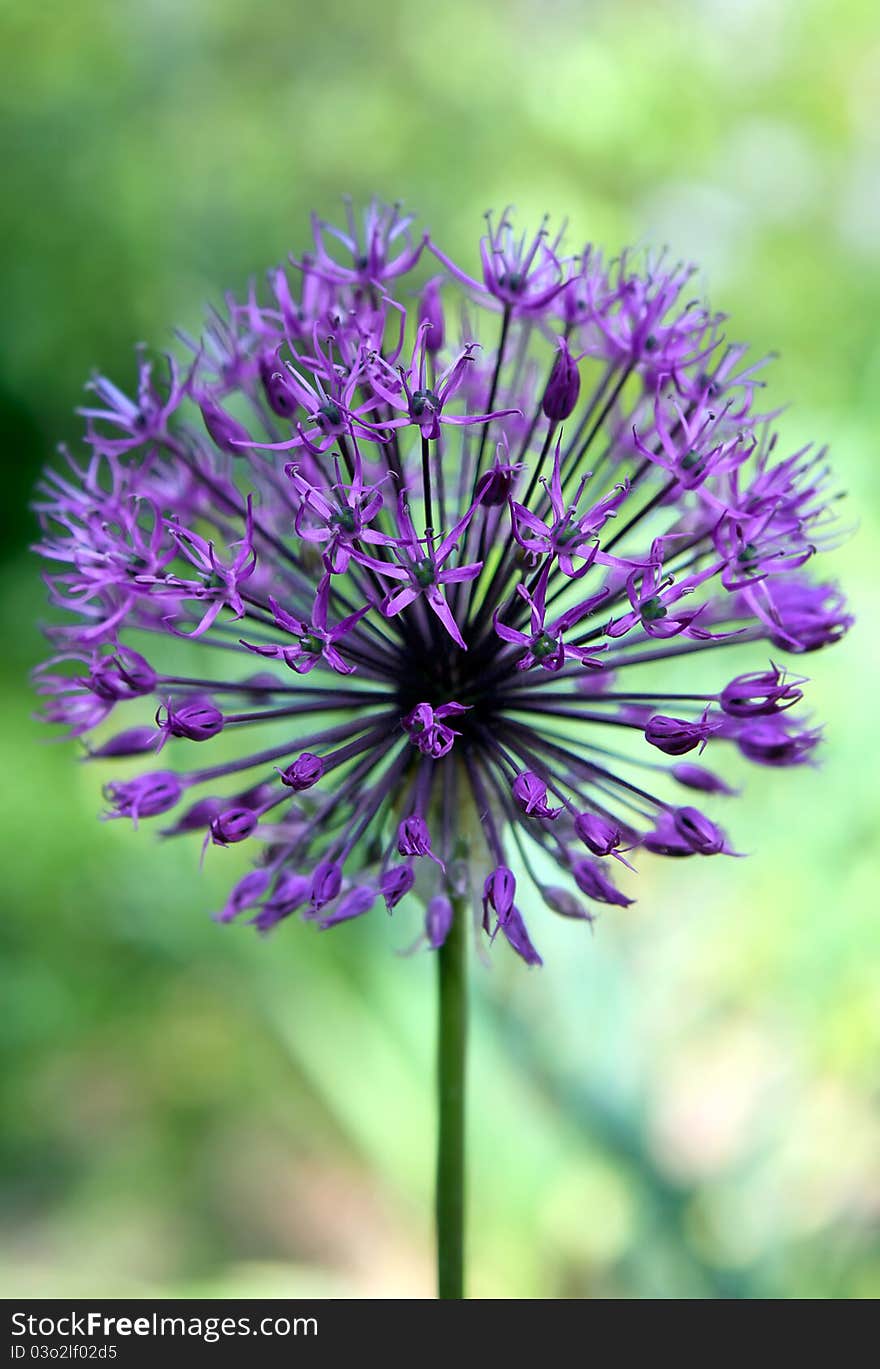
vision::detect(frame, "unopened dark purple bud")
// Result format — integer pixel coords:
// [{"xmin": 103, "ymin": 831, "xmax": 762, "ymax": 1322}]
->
[
  {"xmin": 645, "ymin": 713, "xmax": 714, "ymax": 756},
  {"xmin": 512, "ymin": 771, "xmax": 562, "ymax": 819},
  {"xmin": 572, "ymin": 857, "xmax": 633, "ymax": 907},
  {"xmin": 738, "ymin": 721, "xmax": 821, "ymax": 767},
  {"xmin": 199, "ymin": 395, "xmax": 252, "ymax": 454},
  {"xmin": 89, "ymin": 649, "xmax": 156, "ymax": 702},
  {"xmin": 379, "ymin": 864, "xmax": 415, "ymax": 911},
  {"xmin": 425, "ymin": 895, "xmax": 453, "ymax": 949},
  {"xmin": 574, "ymin": 812, "xmax": 623, "ymax": 856},
  {"xmin": 671, "ymin": 762, "xmax": 736, "ymax": 795},
  {"xmin": 105, "ymin": 770, "xmax": 182, "ymax": 822},
  {"xmin": 162, "ymin": 794, "xmax": 224, "ymax": 835},
  {"xmin": 214, "ymin": 870, "xmax": 272, "ymax": 924},
  {"xmin": 720, "ymin": 668, "xmax": 803, "ymax": 717},
  {"xmin": 250, "ymin": 871, "xmax": 312, "ymax": 932},
  {"xmin": 210, "ymin": 806, "xmax": 258, "ymax": 846},
  {"xmin": 260, "ymin": 871, "xmax": 311, "ymax": 923},
  {"xmin": 643, "ymin": 812, "xmax": 694, "ymax": 857},
  {"xmin": 258, "ymin": 351, "xmax": 299, "ymax": 419},
  {"xmin": 482, "ymin": 865, "xmax": 516, "ymax": 927},
  {"xmin": 542, "ymin": 339, "xmax": 581, "ymax": 421},
  {"xmin": 672, "ymin": 806, "xmax": 725, "ymax": 855},
  {"xmin": 248, "ymin": 904, "xmax": 290, "ymax": 933},
  {"xmin": 476, "ymin": 461, "xmax": 518, "ymax": 506},
  {"xmin": 541, "ymin": 886, "xmax": 595, "ymax": 922},
  {"xmin": 161, "ymin": 701, "xmax": 225, "ymax": 742},
  {"xmin": 318, "ymin": 884, "xmax": 376, "ymax": 930},
  {"xmin": 278, "ymin": 752, "xmax": 325, "ymax": 790},
  {"xmin": 310, "ymin": 859, "xmax": 342, "ymax": 910},
  {"xmin": 500, "ymin": 905, "xmax": 543, "ymax": 966},
  {"xmin": 118, "ymin": 649, "xmax": 157, "ymax": 695},
  {"xmin": 397, "ymin": 815, "xmax": 433, "ymax": 857},
  {"xmin": 418, "ymin": 277, "xmax": 445, "ymax": 354},
  {"xmin": 85, "ymin": 726, "xmax": 158, "ymax": 759}
]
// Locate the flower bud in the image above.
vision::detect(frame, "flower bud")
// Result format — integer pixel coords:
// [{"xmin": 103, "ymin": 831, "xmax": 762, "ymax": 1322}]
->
[
  {"xmin": 310, "ymin": 859, "xmax": 342, "ymax": 910},
  {"xmin": 278, "ymin": 752, "xmax": 325, "ymax": 790},
  {"xmin": 397, "ymin": 815, "xmax": 433, "ymax": 857},
  {"xmin": 85, "ymin": 726, "xmax": 158, "ymax": 759},
  {"xmin": 252, "ymin": 871, "xmax": 312, "ymax": 930},
  {"xmin": 541, "ymin": 886, "xmax": 595, "ymax": 922},
  {"xmin": 512, "ymin": 771, "xmax": 562, "ymax": 819},
  {"xmin": 643, "ymin": 812, "xmax": 694, "ymax": 856},
  {"xmin": 417, "ymin": 277, "xmax": 445, "ymax": 354},
  {"xmin": 104, "ymin": 771, "xmax": 182, "ymax": 825},
  {"xmin": 214, "ymin": 870, "xmax": 272, "ymax": 925},
  {"xmin": 89, "ymin": 648, "xmax": 156, "ymax": 702},
  {"xmin": 738, "ymin": 721, "xmax": 821, "ymax": 767},
  {"xmin": 482, "ymin": 866, "xmax": 516, "ymax": 929},
  {"xmin": 258, "ymin": 351, "xmax": 299, "ymax": 419},
  {"xmin": 571, "ymin": 857, "xmax": 633, "ymax": 906},
  {"xmin": 574, "ymin": 812, "xmax": 623, "ymax": 856},
  {"xmin": 542, "ymin": 339, "xmax": 581, "ymax": 421},
  {"xmin": 672, "ymin": 806, "xmax": 725, "ymax": 855},
  {"xmin": 379, "ymin": 864, "xmax": 415, "ymax": 911},
  {"xmin": 317, "ymin": 884, "xmax": 375, "ymax": 930},
  {"xmin": 210, "ymin": 806, "xmax": 258, "ymax": 846},
  {"xmin": 403, "ymin": 702, "xmax": 466, "ymax": 759},
  {"xmin": 671, "ymin": 762, "xmax": 736, "ymax": 796},
  {"xmin": 767, "ymin": 579, "xmax": 852, "ymax": 653},
  {"xmin": 162, "ymin": 794, "xmax": 224, "ymax": 835},
  {"xmin": 158, "ymin": 700, "xmax": 224, "ymax": 743},
  {"xmin": 644, "ymin": 712, "xmax": 716, "ymax": 756},
  {"xmin": 198, "ymin": 395, "xmax": 252, "ymax": 454},
  {"xmin": 499, "ymin": 905, "xmax": 543, "ymax": 966},
  {"xmin": 720, "ymin": 667, "xmax": 803, "ymax": 717},
  {"xmin": 475, "ymin": 459, "xmax": 521, "ymax": 506},
  {"xmin": 426, "ymin": 895, "xmax": 454, "ymax": 948}
]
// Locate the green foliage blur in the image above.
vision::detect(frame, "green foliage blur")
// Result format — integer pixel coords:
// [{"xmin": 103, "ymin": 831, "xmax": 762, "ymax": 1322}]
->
[{"xmin": 1, "ymin": 0, "xmax": 878, "ymax": 1299}]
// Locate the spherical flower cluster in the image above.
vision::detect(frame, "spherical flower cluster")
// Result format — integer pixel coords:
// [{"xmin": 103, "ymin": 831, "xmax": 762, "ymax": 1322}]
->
[{"xmin": 33, "ymin": 199, "xmax": 851, "ymax": 963}]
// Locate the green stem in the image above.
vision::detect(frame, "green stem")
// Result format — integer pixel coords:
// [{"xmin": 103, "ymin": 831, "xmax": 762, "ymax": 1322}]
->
[{"xmin": 435, "ymin": 893, "xmax": 468, "ymax": 1299}]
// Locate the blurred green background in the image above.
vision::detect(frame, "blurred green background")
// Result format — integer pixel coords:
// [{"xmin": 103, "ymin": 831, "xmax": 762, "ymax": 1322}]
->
[{"xmin": 2, "ymin": 0, "xmax": 878, "ymax": 1299}]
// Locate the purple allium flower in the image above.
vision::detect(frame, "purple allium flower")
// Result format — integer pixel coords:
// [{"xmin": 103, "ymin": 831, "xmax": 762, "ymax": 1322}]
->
[
  {"xmin": 512, "ymin": 771, "xmax": 564, "ymax": 819},
  {"xmin": 209, "ymin": 806, "xmax": 259, "ymax": 847},
  {"xmin": 403, "ymin": 701, "xmax": 469, "ymax": 758},
  {"xmin": 103, "ymin": 772, "xmax": 183, "ymax": 827},
  {"xmin": 644, "ymin": 710, "xmax": 719, "ymax": 756},
  {"xmin": 380, "ymin": 863, "xmax": 415, "ymax": 911},
  {"xmin": 571, "ymin": 857, "xmax": 635, "ymax": 907},
  {"xmin": 33, "ymin": 199, "xmax": 851, "ymax": 964},
  {"xmin": 719, "ymin": 665, "xmax": 804, "ymax": 716},
  {"xmin": 482, "ymin": 866, "xmax": 517, "ymax": 929},
  {"xmin": 573, "ymin": 812, "xmax": 628, "ymax": 860},
  {"xmin": 670, "ymin": 762, "xmax": 737, "ymax": 796},
  {"xmin": 156, "ymin": 699, "xmax": 225, "ymax": 747}
]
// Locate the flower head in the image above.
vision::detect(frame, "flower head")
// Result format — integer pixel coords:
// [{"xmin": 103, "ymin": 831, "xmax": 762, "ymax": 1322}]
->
[{"xmin": 33, "ymin": 199, "xmax": 850, "ymax": 963}]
